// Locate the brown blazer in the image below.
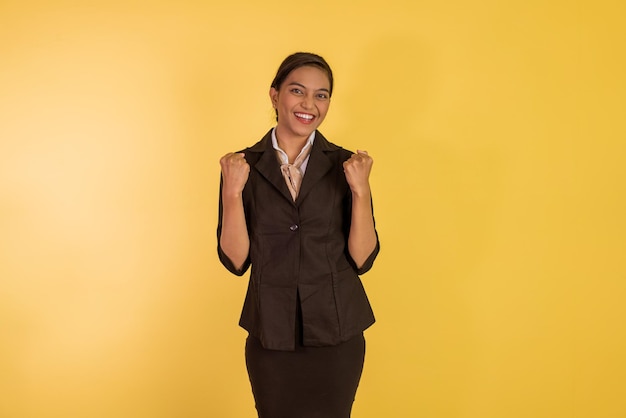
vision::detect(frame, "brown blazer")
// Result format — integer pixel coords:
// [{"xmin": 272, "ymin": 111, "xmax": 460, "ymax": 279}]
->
[{"xmin": 217, "ymin": 129, "xmax": 379, "ymax": 351}]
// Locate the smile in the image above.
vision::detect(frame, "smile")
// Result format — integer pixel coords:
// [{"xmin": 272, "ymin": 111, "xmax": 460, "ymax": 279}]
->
[{"xmin": 294, "ymin": 112, "xmax": 315, "ymax": 121}]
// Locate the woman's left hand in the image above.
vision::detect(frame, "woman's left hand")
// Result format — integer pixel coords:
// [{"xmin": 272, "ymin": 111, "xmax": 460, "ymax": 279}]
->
[{"xmin": 343, "ymin": 150, "xmax": 373, "ymax": 197}]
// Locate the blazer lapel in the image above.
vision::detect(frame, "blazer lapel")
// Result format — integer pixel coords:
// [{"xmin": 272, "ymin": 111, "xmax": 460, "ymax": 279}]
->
[
  {"xmin": 250, "ymin": 132, "xmax": 294, "ymax": 203},
  {"xmin": 297, "ymin": 132, "xmax": 334, "ymax": 205}
]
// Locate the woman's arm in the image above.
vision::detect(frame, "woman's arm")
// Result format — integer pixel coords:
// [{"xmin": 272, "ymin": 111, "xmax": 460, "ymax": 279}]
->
[
  {"xmin": 343, "ymin": 150, "xmax": 378, "ymax": 269},
  {"xmin": 219, "ymin": 152, "xmax": 250, "ymax": 271}
]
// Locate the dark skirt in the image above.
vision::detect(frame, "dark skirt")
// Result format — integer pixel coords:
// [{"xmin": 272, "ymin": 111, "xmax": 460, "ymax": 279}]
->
[{"xmin": 245, "ymin": 305, "xmax": 366, "ymax": 418}]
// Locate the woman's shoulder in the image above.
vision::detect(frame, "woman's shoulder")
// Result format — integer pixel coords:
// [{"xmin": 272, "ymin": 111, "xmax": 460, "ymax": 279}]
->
[
  {"xmin": 315, "ymin": 131, "xmax": 353, "ymax": 158},
  {"xmin": 241, "ymin": 129, "xmax": 273, "ymax": 154}
]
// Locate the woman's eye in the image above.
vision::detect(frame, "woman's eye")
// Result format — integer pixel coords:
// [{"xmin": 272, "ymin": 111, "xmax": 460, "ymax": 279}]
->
[
  {"xmin": 317, "ymin": 93, "xmax": 329, "ymax": 100},
  {"xmin": 291, "ymin": 88, "xmax": 303, "ymax": 94}
]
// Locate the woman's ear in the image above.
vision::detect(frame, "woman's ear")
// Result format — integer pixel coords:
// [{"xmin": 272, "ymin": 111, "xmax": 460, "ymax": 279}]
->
[{"xmin": 269, "ymin": 87, "xmax": 278, "ymax": 108}]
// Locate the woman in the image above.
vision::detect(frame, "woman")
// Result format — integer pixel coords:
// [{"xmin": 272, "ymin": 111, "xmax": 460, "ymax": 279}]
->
[{"xmin": 217, "ymin": 52, "xmax": 380, "ymax": 418}]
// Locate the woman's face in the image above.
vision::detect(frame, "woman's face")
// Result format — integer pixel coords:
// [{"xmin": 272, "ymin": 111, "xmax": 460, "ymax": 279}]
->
[{"xmin": 270, "ymin": 65, "xmax": 331, "ymax": 141}]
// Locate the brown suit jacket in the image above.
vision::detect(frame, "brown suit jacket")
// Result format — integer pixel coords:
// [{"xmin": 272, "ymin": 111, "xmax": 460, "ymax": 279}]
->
[{"xmin": 217, "ymin": 129, "xmax": 379, "ymax": 351}]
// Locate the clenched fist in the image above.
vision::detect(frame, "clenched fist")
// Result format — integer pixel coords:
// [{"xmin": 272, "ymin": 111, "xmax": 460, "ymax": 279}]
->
[
  {"xmin": 343, "ymin": 150, "xmax": 373, "ymax": 197},
  {"xmin": 220, "ymin": 152, "xmax": 250, "ymax": 197}
]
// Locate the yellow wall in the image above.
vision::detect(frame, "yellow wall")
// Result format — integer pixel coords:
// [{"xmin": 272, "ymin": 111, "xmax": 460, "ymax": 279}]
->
[{"xmin": 1, "ymin": 1, "xmax": 624, "ymax": 417}]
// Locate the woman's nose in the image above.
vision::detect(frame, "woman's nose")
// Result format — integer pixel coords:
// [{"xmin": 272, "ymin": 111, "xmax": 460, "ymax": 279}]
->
[{"xmin": 301, "ymin": 94, "xmax": 313, "ymax": 109}]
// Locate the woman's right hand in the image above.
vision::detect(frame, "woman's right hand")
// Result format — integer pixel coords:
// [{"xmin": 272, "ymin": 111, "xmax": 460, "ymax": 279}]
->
[{"xmin": 220, "ymin": 152, "xmax": 250, "ymax": 197}]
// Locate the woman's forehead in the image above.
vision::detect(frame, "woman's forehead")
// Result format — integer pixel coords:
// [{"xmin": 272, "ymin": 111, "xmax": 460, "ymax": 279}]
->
[{"xmin": 284, "ymin": 66, "xmax": 331, "ymax": 89}]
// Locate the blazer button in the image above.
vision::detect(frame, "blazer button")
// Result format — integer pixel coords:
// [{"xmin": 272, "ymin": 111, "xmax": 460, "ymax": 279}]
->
[{"xmin": 289, "ymin": 224, "xmax": 299, "ymax": 231}]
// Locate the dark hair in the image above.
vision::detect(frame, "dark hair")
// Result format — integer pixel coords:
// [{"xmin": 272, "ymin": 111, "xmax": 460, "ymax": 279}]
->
[{"xmin": 271, "ymin": 51, "xmax": 334, "ymax": 99}]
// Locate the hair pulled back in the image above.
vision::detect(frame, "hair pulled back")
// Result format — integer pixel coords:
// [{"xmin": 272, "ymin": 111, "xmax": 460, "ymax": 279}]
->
[{"xmin": 271, "ymin": 52, "xmax": 334, "ymax": 96}]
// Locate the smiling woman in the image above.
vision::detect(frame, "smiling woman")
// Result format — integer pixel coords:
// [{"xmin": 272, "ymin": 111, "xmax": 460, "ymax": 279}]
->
[
  {"xmin": 269, "ymin": 65, "xmax": 332, "ymax": 162},
  {"xmin": 217, "ymin": 52, "xmax": 380, "ymax": 418}
]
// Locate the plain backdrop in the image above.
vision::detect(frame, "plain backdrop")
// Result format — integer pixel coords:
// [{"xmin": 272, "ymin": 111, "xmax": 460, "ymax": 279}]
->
[{"xmin": 1, "ymin": 1, "xmax": 624, "ymax": 417}]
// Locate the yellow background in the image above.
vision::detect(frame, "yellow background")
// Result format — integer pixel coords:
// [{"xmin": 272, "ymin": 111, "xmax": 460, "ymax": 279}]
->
[{"xmin": 1, "ymin": 1, "xmax": 624, "ymax": 417}]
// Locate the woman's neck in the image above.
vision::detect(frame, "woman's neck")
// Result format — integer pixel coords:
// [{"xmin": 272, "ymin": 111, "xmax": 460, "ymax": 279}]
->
[{"xmin": 275, "ymin": 128, "xmax": 309, "ymax": 164}]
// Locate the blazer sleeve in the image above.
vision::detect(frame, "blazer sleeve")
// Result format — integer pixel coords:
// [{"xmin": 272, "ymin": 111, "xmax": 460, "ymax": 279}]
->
[
  {"xmin": 216, "ymin": 175, "xmax": 251, "ymax": 276},
  {"xmin": 345, "ymin": 185, "xmax": 381, "ymax": 275},
  {"xmin": 355, "ymin": 233, "xmax": 380, "ymax": 275}
]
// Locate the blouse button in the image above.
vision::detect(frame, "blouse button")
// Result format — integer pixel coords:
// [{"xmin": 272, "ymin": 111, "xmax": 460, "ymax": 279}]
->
[{"xmin": 289, "ymin": 224, "xmax": 299, "ymax": 231}]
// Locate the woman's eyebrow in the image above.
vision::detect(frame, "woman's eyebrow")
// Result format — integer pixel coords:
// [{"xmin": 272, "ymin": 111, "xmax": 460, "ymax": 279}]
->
[{"xmin": 287, "ymin": 82, "xmax": 330, "ymax": 93}]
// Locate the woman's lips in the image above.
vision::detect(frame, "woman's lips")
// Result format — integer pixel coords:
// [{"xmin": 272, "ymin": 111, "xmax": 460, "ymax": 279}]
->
[{"xmin": 294, "ymin": 112, "xmax": 315, "ymax": 123}]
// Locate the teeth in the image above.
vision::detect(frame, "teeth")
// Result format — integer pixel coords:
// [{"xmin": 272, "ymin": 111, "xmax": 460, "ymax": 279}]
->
[{"xmin": 295, "ymin": 113, "xmax": 314, "ymax": 120}]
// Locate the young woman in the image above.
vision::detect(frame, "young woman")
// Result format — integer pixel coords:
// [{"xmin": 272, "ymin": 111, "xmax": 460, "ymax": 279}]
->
[{"xmin": 217, "ymin": 52, "xmax": 380, "ymax": 418}]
